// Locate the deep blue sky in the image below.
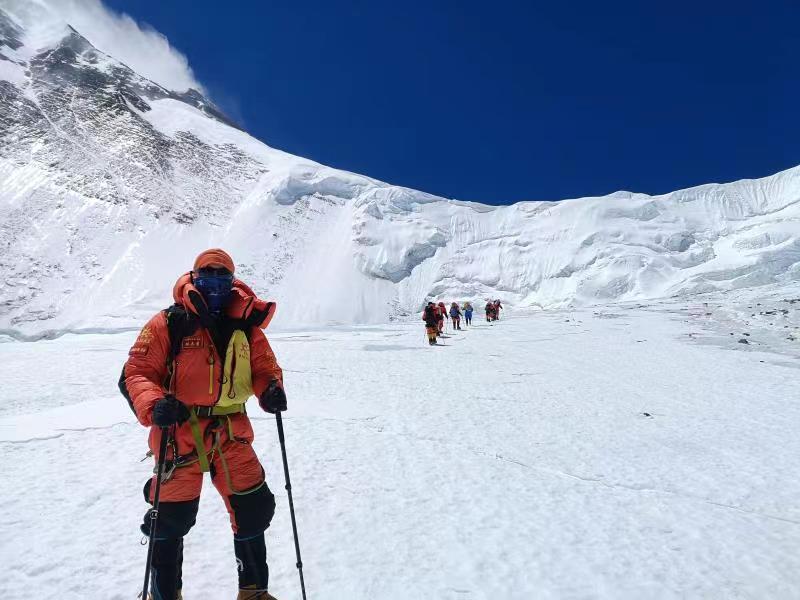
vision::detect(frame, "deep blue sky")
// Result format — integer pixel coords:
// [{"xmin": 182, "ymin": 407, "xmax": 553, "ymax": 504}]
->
[{"xmin": 107, "ymin": 0, "xmax": 798, "ymax": 204}]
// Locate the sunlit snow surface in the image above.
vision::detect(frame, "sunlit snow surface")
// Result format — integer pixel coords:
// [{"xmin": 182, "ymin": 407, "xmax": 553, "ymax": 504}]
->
[{"xmin": 1, "ymin": 287, "xmax": 798, "ymax": 600}]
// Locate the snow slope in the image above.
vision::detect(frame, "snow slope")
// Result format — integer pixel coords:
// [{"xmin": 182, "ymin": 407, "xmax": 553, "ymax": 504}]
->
[
  {"xmin": 1, "ymin": 287, "xmax": 799, "ymax": 599},
  {"xmin": 1, "ymin": 5, "xmax": 799, "ymax": 338}
]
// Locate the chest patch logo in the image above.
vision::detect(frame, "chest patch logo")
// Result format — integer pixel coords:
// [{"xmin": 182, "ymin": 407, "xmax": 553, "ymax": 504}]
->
[
  {"xmin": 182, "ymin": 336, "xmax": 203, "ymax": 350},
  {"xmin": 136, "ymin": 326, "xmax": 153, "ymax": 345}
]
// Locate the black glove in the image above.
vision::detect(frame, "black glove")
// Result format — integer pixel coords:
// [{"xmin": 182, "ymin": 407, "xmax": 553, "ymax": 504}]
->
[
  {"xmin": 259, "ymin": 381, "xmax": 287, "ymax": 414},
  {"xmin": 152, "ymin": 397, "xmax": 190, "ymax": 427}
]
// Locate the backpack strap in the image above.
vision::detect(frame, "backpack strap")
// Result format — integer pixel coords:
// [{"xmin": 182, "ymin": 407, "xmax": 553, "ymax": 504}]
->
[
  {"xmin": 244, "ymin": 301, "xmax": 275, "ymax": 329},
  {"xmin": 163, "ymin": 304, "xmax": 199, "ymax": 393},
  {"xmin": 229, "ymin": 301, "xmax": 276, "ymax": 343}
]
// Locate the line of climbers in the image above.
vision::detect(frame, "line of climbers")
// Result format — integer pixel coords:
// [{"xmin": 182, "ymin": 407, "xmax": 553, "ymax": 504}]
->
[{"xmin": 421, "ymin": 299, "xmax": 503, "ymax": 345}]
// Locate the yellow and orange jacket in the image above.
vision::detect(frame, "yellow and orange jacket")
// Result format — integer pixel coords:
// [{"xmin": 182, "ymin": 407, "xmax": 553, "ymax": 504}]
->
[{"xmin": 122, "ymin": 273, "xmax": 282, "ymax": 458}]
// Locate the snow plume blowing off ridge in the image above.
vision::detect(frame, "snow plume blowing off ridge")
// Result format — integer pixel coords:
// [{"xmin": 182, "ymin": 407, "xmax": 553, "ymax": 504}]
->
[{"xmin": 1, "ymin": 0, "xmax": 200, "ymax": 92}]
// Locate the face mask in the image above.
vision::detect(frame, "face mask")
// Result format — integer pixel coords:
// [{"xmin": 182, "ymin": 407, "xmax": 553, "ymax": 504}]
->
[{"xmin": 194, "ymin": 268, "xmax": 234, "ymax": 315}]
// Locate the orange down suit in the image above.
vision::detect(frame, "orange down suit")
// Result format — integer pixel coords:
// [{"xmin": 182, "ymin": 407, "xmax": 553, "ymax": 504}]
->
[{"xmin": 123, "ymin": 274, "xmax": 283, "ymax": 534}]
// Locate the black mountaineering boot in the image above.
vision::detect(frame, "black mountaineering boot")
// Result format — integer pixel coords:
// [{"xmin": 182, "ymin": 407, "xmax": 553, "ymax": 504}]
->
[{"xmin": 235, "ymin": 534, "xmax": 276, "ymax": 599}]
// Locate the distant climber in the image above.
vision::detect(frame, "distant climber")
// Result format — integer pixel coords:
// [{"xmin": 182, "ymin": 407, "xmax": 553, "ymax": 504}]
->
[
  {"xmin": 463, "ymin": 302, "xmax": 474, "ymax": 326},
  {"xmin": 437, "ymin": 301, "xmax": 447, "ymax": 333},
  {"xmin": 423, "ymin": 301, "xmax": 439, "ymax": 345},
  {"xmin": 494, "ymin": 299, "xmax": 503, "ymax": 320},
  {"xmin": 485, "ymin": 300, "xmax": 496, "ymax": 322},
  {"xmin": 449, "ymin": 302, "xmax": 462, "ymax": 330}
]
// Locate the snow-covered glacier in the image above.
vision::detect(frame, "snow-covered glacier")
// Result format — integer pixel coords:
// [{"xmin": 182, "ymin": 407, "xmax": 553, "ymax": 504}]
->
[{"xmin": 1, "ymin": 5, "xmax": 799, "ymax": 336}]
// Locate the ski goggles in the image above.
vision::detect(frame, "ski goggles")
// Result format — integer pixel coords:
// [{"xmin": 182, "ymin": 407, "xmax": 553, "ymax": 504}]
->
[
  {"xmin": 194, "ymin": 268, "xmax": 234, "ymax": 296},
  {"xmin": 196, "ymin": 266, "xmax": 233, "ymax": 279}
]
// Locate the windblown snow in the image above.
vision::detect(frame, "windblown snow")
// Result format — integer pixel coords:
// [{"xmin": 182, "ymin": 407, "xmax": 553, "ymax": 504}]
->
[{"xmin": 1, "ymin": 6, "xmax": 799, "ymax": 336}]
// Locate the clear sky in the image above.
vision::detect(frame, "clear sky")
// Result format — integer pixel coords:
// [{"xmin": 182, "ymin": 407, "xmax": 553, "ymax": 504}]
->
[{"xmin": 106, "ymin": 0, "xmax": 798, "ymax": 204}]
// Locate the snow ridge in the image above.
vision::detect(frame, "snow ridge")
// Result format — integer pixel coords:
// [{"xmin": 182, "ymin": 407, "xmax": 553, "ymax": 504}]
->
[{"xmin": 0, "ymin": 8, "xmax": 798, "ymax": 334}]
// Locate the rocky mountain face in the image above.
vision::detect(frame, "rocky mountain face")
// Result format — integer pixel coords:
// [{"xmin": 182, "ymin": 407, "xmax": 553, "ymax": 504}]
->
[
  {"xmin": 0, "ymin": 8, "xmax": 266, "ymax": 325},
  {"xmin": 1, "ymin": 7, "xmax": 798, "ymax": 336}
]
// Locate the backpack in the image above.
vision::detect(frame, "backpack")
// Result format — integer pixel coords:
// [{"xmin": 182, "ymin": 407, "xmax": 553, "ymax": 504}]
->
[{"xmin": 424, "ymin": 305, "xmax": 436, "ymax": 324}]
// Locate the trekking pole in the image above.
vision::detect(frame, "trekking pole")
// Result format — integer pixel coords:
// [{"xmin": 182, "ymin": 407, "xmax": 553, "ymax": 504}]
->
[
  {"xmin": 141, "ymin": 426, "xmax": 170, "ymax": 600},
  {"xmin": 276, "ymin": 412, "xmax": 308, "ymax": 600}
]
